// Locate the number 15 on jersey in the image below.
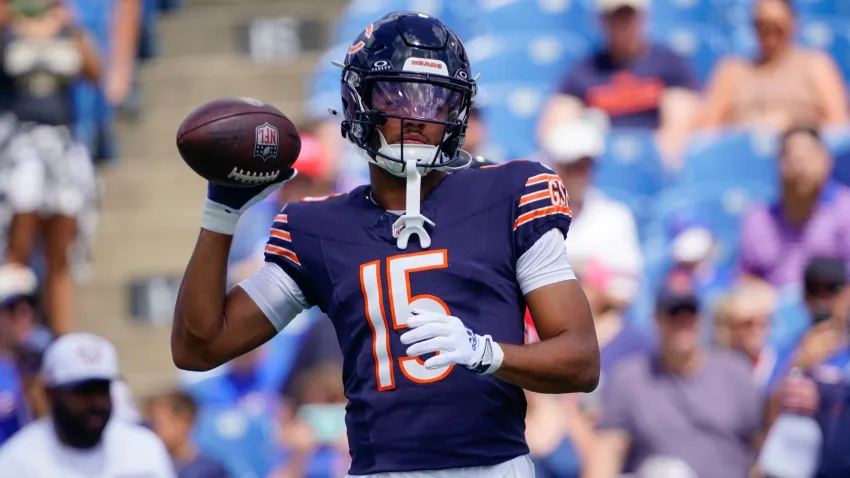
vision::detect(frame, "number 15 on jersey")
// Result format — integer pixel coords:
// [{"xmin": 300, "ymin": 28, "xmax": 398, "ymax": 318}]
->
[{"xmin": 360, "ymin": 250, "xmax": 454, "ymax": 391}]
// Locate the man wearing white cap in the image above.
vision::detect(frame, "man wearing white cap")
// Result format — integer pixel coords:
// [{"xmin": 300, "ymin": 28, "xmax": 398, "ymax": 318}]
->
[
  {"xmin": 537, "ymin": 0, "xmax": 698, "ymax": 161},
  {"xmin": 0, "ymin": 332, "xmax": 175, "ymax": 478}
]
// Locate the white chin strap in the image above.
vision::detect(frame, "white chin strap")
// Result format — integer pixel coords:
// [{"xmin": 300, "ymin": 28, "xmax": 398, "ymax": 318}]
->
[
  {"xmin": 393, "ymin": 158, "xmax": 435, "ymax": 250},
  {"xmin": 352, "ymin": 129, "xmax": 472, "ymax": 250}
]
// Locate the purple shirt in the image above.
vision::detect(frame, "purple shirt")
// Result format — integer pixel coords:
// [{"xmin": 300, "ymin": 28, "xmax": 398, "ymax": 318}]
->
[
  {"xmin": 557, "ymin": 44, "xmax": 697, "ymax": 129},
  {"xmin": 739, "ymin": 182, "xmax": 850, "ymax": 287},
  {"xmin": 598, "ymin": 350, "xmax": 761, "ymax": 477}
]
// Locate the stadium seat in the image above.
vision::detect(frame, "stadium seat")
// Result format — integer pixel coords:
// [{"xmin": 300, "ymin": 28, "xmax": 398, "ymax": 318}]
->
[
  {"xmin": 650, "ymin": 0, "xmax": 729, "ymax": 29},
  {"xmin": 794, "ymin": 0, "xmax": 850, "ymax": 18},
  {"xmin": 332, "ymin": 0, "xmax": 482, "ymax": 45},
  {"xmin": 476, "ymin": 81, "xmax": 553, "ymax": 160},
  {"xmin": 194, "ymin": 407, "xmax": 277, "ymax": 478},
  {"xmin": 826, "ymin": 127, "xmax": 850, "ymax": 187},
  {"xmin": 679, "ymin": 129, "xmax": 779, "ymax": 188},
  {"xmin": 650, "ymin": 181, "xmax": 777, "ymax": 269},
  {"xmin": 466, "ymin": 31, "xmax": 590, "ymax": 85},
  {"xmin": 650, "ymin": 22, "xmax": 731, "ymax": 85},
  {"xmin": 474, "ymin": 0, "xmax": 596, "ymax": 41},
  {"xmin": 799, "ymin": 16, "xmax": 850, "ymax": 82}
]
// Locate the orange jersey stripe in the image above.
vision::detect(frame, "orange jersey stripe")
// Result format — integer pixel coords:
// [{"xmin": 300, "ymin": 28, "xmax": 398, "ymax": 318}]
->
[
  {"xmin": 274, "ymin": 214, "xmax": 288, "ymax": 224},
  {"xmin": 518, "ymin": 190, "xmax": 550, "ymax": 207},
  {"xmin": 525, "ymin": 173, "xmax": 560, "ymax": 186},
  {"xmin": 269, "ymin": 229, "xmax": 291, "ymax": 241},
  {"xmin": 513, "ymin": 205, "xmax": 572, "ymax": 230},
  {"xmin": 264, "ymin": 244, "xmax": 301, "ymax": 265}
]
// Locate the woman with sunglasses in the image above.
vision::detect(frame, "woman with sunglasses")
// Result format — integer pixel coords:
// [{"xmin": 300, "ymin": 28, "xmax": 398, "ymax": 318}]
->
[{"xmin": 700, "ymin": 0, "xmax": 848, "ymax": 130}]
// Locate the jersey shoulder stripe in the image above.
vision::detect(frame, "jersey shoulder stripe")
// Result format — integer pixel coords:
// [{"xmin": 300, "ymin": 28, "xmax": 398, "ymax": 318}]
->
[
  {"xmin": 513, "ymin": 171, "xmax": 572, "ymax": 231},
  {"xmin": 265, "ymin": 213, "xmax": 301, "ymax": 266}
]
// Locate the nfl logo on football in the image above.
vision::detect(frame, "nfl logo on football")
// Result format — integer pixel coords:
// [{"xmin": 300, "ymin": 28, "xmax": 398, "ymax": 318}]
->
[{"xmin": 254, "ymin": 122, "xmax": 279, "ymax": 160}]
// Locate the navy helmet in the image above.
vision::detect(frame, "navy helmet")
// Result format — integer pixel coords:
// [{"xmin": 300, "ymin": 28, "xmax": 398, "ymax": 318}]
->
[{"xmin": 338, "ymin": 12, "xmax": 477, "ymax": 177}]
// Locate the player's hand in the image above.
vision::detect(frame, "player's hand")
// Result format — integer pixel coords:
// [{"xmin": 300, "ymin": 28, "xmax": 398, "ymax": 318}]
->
[
  {"xmin": 400, "ymin": 308, "xmax": 504, "ymax": 375},
  {"xmin": 202, "ymin": 171, "xmax": 294, "ymax": 235}
]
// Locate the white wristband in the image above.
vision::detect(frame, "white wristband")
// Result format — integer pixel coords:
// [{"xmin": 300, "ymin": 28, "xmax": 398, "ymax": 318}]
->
[
  {"xmin": 201, "ymin": 201, "xmax": 241, "ymax": 235},
  {"xmin": 483, "ymin": 340, "xmax": 505, "ymax": 375}
]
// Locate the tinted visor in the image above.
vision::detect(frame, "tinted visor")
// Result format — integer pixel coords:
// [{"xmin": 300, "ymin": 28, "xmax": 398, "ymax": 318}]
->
[{"xmin": 370, "ymin": 81, "xmax": 464, "ymax": 123}]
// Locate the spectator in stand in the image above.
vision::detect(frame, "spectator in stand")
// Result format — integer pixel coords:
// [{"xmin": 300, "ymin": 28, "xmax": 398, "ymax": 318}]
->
[
  {"xmin": 542, "ymin": 118, "xmax": 643, "ymax": 305},
  {"xmin": 717, "ymin": 281, "xmax": 780, "ymax": 392},
  {"xmin": 766, "ymin": 258, "xmax": 848, "ymax": 391},
  {"xmin": 0, "ymin": 264, "xmax": 52, "ymax": 419},
  {"xmin": 185, "ymin": 347, "xmax": 280, "ymax": 417},
  {"xmin": 583, "ymin": 271, "xmax": 762, "ymax": 478},
  {"xmin": 270, "ymin": 363, "xmax": 349, "ymax": 478},
  {"xmin": 0, "ymin": 0, "xmax": 101, "ymax": 335},
  {"xmin": 0, "ymin": 333, "xmax": 175, "ymax": 477},
  {"xmin": 525, "ymin": 392, "xmax": 594, "ymax": 478},
  {"xmin": 700, "ymin": 0, "xmax": 848, "ymax": 131},
  {"xmin": 739, "ymin": 126, "xmax": 850, "ymax": 289},
  {"xmin": 146, "ymin": 390, "xmax": 229, "ymax": 478},
  {"xmin": 537, "ymin": 0, "xmax": 699, "ymax": 162}
]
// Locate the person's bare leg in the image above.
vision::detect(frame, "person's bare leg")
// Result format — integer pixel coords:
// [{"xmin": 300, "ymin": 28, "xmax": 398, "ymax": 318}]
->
[
  {"xmin": 6, "ymin": 212, "xmax": 39, "ymax": 265},
  {"xmin": 42, "ymin": 215, "xmax": 77, "ymax": 335}
]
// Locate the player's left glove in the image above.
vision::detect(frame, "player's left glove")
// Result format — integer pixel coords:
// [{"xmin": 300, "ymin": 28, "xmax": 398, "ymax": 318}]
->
[{"xmin": 400, "ymin": 308, "xmax": 504, "ymax": 375}]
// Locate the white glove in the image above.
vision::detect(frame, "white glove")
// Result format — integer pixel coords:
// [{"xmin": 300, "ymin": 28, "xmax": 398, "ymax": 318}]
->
[{"xmin": 400, "ymin": 308, "xmax": 504, "ymax": 375}]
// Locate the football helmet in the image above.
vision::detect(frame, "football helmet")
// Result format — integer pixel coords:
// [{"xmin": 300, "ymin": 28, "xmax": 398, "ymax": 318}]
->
[
  {"xmin": 333, "ymin": 11, "xmax": 478, "ymax": 250},
  {"xmin": 338, "ymin": 11, "xmax": 476, "ymax": 177}
]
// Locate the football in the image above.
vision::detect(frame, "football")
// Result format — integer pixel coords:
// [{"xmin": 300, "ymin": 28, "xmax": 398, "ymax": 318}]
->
[{"xmin": 176, "ymin": 97, "xmax": 301, "ymax": 187}]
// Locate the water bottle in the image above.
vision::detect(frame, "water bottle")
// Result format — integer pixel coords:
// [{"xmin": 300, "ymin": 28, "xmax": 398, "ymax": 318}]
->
[{"xmin": 758, "ymin": 369, "xmax": 823, "ymax": 478}]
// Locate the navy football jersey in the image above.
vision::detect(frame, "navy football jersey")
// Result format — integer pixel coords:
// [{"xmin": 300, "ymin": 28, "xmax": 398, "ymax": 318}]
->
[{"xmin": 263, "ymin": 160, "xmax": 572, "ymax": 474}]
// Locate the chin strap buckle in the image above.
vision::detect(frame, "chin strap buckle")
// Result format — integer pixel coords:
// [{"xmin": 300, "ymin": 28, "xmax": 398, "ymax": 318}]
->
[{"xmin": 393, "ymin": 159, "xmax": 435, "ymax": 250}]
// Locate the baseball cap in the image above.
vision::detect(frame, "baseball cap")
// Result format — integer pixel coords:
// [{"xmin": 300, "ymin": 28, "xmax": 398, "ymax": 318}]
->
[
  {"xmin": 542, "ymin": 119, "xmax": 606, "ymax": 165},
  {"xmin": 597, "ymin": 0, "xmax": 650, "ymax": 13},
  {"xmin": 656, "ymin": 269, "xmax": 700, "ymax": 313},
  {"xmin": 804, "ymin": 257, "xmax": 847, "ymax": 289},
  {"xmin": 42, "ymin": 333, "xmax": 119, "ymax": 388},
  {"xmin": 0, "ymin": 264, "xmax": 38, "ymax": 307}
]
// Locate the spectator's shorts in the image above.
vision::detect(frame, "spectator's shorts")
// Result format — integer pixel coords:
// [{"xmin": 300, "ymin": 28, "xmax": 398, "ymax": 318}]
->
[{"xmin": 0, "ymin": 123, "xmax": 97, "ymax": 217}]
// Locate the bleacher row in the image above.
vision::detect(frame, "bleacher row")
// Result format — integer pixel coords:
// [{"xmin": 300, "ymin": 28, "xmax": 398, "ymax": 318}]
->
[{"xmin": 308, "ymin": 0, "xmax": 850, "ymax": 159}]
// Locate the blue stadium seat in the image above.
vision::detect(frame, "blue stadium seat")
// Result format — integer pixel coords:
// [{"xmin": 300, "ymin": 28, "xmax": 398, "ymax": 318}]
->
[
  {"xmin": 594, "ymin": 130, "xmax": 665, "ymax": 197},
  {"xmin": 799, "ymin": 16, "xmax": 850, "ymax": 83},
  {"xmin": 650, "ymin": 181, "xmax": 777, "ymax": 269},
  {"xmin": 474, "ymin": 0, "xmax": 596, "ymax": 40},
  {"xmin": 679, "ymin": 129, "xmax": 779, "ymax": 187},
  {"xmin": 650, "ymin": 0, "xmax": 729, "ymax": 29},
  {"xmin": 794, "ymin": 0, "xmax": 850, "ymax": 18},
  {"xmin": 476, "ymin": 81, "xmax": 553, "ymax": 160},
  {"xmin": 194, "ymin": 407, "xmax": 277, "ymax": 478},
  {"xmin": 466, "ymin": 31, "xmax": 590, "ymax": 84},
  {"xmin": 333, "ymin": 0, "xmax": 481, "ymax": 45},
  {"xmin": 650, "ymin": 22, "xmax": 731, "ymax": 85},
  {"xmin": 825, "ymin": 127, "xmax": 850, "ymax": 188}
]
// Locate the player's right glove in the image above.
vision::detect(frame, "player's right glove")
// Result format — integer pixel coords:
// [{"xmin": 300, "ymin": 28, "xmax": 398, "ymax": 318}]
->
[{"xmin": 201, "ymin": 170, "xmax": 295, "ymax": 235}]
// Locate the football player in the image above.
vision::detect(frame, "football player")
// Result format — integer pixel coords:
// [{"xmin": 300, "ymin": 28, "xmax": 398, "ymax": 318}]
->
[{"xmin": 171, "ymin": 12, "xmax": 600, "ymax": 478}]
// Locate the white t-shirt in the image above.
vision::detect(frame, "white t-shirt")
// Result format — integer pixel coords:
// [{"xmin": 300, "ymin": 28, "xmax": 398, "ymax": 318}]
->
[
  {"xmin": 0, "ymin": 418, "xmax": 176, "ymax": 478},
  {"xmin": 240, "ymin": 228, "xmax": 576, "ymax": 331}
]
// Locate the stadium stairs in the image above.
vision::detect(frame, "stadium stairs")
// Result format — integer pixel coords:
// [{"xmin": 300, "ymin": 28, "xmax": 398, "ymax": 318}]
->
[{"xmin": 75, "ymin": 0, "xmax": 348, "ymax": 397}]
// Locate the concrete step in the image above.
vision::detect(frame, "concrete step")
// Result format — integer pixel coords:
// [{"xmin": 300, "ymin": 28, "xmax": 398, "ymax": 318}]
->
[
  {"xmin": 114, "ymin": 98, "xmax": 306, "ymax": 160},
  {"xmin": 139, "ymin": 55, "xmax": 319, "ymax": 110},
  {"xmin": 159, "ymin": 2, "xmax": 345, "ymax": 57}
]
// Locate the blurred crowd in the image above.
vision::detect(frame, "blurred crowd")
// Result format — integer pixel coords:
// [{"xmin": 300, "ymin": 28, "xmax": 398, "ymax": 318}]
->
[{"xmin": 4, "ymin": 0, "xmax": 850, "ymax": 477}]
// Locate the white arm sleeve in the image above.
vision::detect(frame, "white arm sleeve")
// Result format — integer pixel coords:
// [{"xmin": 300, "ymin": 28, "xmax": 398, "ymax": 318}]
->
[
  {"xmin": 516, "ymin": 229, "xmax": 576, "ymax": 295},
  {"xmin": 238, "ymin": 263, "xmax": 309, "ymax": 332}
]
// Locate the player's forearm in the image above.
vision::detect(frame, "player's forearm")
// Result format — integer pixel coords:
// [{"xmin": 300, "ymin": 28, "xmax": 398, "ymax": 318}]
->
[
  {"xmin": 172, "ymin": 229, "xmax": 231, "ymax": 363},
  {"xmin": 495, "ymin": 332, "xmax": 600, "ymax": 394}
]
